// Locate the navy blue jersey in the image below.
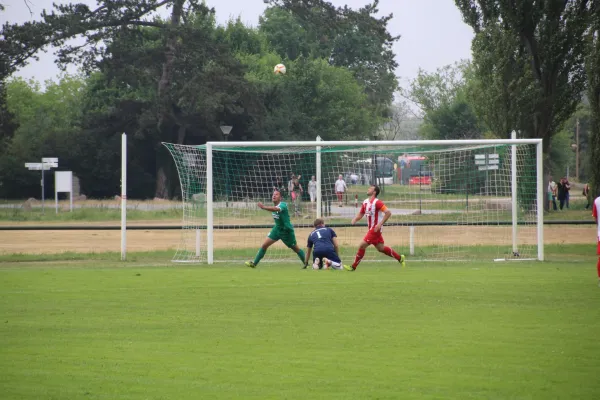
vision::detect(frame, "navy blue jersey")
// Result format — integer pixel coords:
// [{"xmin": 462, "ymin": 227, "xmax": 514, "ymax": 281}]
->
[{"xmin": 307, "ymin": 227, "xmax": 337, "ymax": 254}]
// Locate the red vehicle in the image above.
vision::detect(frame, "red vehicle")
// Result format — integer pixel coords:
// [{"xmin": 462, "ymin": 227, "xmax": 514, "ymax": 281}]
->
[{"xmin": 409, "ymin": 173, "xmax": 432, "ymax": 185}]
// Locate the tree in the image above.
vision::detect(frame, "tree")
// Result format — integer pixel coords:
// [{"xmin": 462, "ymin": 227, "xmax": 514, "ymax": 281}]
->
[
  {"xmin": 259, "ymin": 7, "xmax": 311, "ymax": 61},
  {"xmin": 402, "ymin": 61, "xmax": 483, "ymax": 140},
  {"xmin": 455, "ymin": 0, "xmax": 592, "ymax": 158},
  {"xmin": 402, "ymin": 61, "xmax": 470, "ymax": 116},
  {"xmin": 264, "ymin": 0, "xmax": 400, "ymax": 111},
  {"xmin": 419, "ymin": 96, "xmax": 482, "ymax": 140},
  {"xmin": 0, "ymin": 76, "xmax": 86, "ymax": 199},
  {"xmin": 1, "ymin": 1, "xmax": 222, "ymax": 197},
  {"xmin": 378, "ymin": 101, "xmax": 421, "ymax": 140},
  {"xmin": 587, "ymin": 0, "xmax": 600, "ymax": 196}
]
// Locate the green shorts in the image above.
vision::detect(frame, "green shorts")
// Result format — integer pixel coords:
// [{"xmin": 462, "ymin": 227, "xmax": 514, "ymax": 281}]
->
[{"xmin": 268, "ymin": 227, "xmax": 297, "ymax": 248}]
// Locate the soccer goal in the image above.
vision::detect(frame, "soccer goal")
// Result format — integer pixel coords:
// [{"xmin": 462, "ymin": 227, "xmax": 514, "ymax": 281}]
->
[{"xmin": 163, "ymin": 138, "xmax": 543, "ymax": 264}]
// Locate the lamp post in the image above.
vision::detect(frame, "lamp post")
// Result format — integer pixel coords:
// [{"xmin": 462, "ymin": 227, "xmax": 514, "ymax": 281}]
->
[{"xmin": 220, "ymin": 125, "xmax": 232, "ymax": 207}]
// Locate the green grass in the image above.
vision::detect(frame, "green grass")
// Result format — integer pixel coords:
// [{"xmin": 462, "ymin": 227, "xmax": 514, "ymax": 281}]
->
[
  {"xmin": 1, "ymin": 244, "xmax": 594, "ymax": 265},
  {"xmin": 0, "ymin": 207, "xmax": 184, "ymax": 222},
  {"xmin": 1, "ymin": 250, "xmax": 600, "ymax": 399}
]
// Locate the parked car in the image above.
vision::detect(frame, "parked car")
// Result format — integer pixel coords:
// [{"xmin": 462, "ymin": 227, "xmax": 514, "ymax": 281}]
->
[{"xmin": 409, "ymin": 173, "xmax": 432, "ymax": 185}]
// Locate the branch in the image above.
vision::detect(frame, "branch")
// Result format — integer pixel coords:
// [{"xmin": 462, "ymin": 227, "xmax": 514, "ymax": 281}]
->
[{"xmin": 24, "ymin": 0, "xmax": 33, "ymax": 16}]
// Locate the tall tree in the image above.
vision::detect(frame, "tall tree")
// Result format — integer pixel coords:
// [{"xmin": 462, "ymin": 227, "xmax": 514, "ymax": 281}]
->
[
  {"xmin": 402, "ymin": 61, "xmax": 482, "ymax": 140},
  {"xmin": 1, "ymin": 1, "xmax": 260, "ymax": 197},
  {"xmin": 265, "ymin": 0, "xmax": 400, "ymax": 110},
  {"xmin": 587, "ymin": 0, "xmax": 600, "ymax": 195},
  {"xmin": 402, "ymin": 61, "xmax": 471, "ymax": 115},
  {"xmin": 455, "ymin": 0, "xmax": 591, "ymax": 157}
]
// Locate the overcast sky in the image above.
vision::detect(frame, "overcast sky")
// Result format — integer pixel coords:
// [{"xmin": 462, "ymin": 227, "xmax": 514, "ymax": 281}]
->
[{"xmin": 1, "ymin": 0, "xmax": 474, "ymax": 90}]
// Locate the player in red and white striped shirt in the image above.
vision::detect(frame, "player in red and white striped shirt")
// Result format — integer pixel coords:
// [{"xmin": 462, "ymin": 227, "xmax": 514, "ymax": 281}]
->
[
  {"xmin": 592, "ymin": 194, "xmax": 600, "ymax": 286},
  {"xmin": 349, "ymin": 185, "xmax": 406, "ymax": 270}
]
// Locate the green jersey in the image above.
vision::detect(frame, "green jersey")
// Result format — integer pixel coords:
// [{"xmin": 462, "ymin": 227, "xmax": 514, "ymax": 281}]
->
[{"xmin": 272, "ymin": 202, "xmax": 294, "ymax": 230}]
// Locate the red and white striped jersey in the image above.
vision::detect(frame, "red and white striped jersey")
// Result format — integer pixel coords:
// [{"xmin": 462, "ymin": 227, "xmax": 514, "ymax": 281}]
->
[
  {"xmin": 360, "ymin": 197, "xmax": 389, "ymax": 231},
  {"xmin": 593, "ymin": 196, "xmax": 600, "ymax": 240}
]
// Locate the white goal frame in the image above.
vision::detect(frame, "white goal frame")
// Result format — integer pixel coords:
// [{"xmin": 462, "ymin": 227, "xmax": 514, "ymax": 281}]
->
[{"xmin": 197, "ymin": 138, "xmax": 544, "ymax": 264}]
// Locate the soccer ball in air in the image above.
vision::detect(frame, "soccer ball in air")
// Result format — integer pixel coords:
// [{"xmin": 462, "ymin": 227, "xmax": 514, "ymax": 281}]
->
[{"xmin": 274, "ymin": 63, "xmax": 286, "ymax": 75}]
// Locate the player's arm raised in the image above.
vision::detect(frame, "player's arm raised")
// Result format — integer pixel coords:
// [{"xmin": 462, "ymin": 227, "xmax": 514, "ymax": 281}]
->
[{"xmin": 258, "ymin": 202, "xmax": 280, "ymax": 212}]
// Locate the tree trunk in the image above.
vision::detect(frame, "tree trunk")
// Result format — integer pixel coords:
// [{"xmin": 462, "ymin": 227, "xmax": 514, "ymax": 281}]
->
[
  {"xmin": 155, "ymin": 0, "xmax": 184, "ymax": 198},
  {"xmin": 155, "ymin": 166, "xmax": 169, "ymax": 199}
]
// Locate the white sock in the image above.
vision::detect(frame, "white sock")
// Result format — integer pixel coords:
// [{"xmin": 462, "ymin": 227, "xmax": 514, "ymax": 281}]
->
[{"xmin": 329, "ymin": 260, "xmax": 342, "ymax": 270}]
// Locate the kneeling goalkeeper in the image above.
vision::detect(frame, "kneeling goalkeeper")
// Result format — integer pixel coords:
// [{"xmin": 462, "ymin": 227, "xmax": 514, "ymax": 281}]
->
[{"xmin": 304, "ymin": 218, "xmax": 351, "ymax": 270}]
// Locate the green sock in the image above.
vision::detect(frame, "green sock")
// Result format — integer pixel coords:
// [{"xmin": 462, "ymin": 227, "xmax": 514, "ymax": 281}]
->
[
  {"xmin": 296, "ymin": 249, "xmax": 306, "ymax": 264},
  {"xmin": 253, "ymin": 248, "xmax": 266, "ymax": 266}
]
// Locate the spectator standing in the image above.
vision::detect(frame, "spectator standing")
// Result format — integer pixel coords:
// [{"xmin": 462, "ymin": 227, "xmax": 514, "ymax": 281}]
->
[
  {"xmin": 557, "ymin": 178, "xmax": 567, "ymax": 210},
  {"xmin": 308, "ymin": 176, "xmax": 317, "ymax": 203},
  {"xmin": 334, "ymin": 174, "xmax": 348, "ymax": 207},
  {"xmin": 547, "ymin": 177, "xmax": 557, "ymax": 211},
  {"xmin": 583, "ymin": 183, "xmax": 591, "ymax": 209},
  {"xmin": 564, "ymin": 177, "xmax": 571, "ymax": 208},
  {"xmin": 287, "ymin": 173, "xmax": 295, "ymax": 201},
  {"xmin": 290, "ymin": 175, "xmax": 303, "ymax": 216}
]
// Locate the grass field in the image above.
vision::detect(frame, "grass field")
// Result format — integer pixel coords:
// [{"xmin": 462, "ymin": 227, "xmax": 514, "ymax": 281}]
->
[{"xmin": 2, "ymin": 247, "xmax": 600, "ymax": 400}]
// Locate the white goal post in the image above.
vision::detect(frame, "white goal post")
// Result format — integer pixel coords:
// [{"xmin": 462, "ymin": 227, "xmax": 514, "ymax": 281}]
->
[{"xmin": 163, "ymin": 138, "xmax": 544, "ymax": 264}]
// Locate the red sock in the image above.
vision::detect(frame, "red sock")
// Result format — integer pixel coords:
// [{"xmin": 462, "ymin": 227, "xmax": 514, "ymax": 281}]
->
[
  {"xmin": 352, "ymin": 248, "xmax": 366, "ymax": 268},
  {"xmin": 383, "ymin": 246, "xmax": 401, "ymax": 261},
  {"xmin": 597, "ymin": 258, "xmax": 600, "ymax": 278}
]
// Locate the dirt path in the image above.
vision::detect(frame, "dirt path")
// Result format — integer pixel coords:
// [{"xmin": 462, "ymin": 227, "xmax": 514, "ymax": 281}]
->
[{"xmin": 1, "ymin": 225, "xmax": 594, "ymax": 255}]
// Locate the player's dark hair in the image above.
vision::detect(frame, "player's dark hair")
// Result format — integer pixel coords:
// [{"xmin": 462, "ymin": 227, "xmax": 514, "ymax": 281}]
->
[
  {"xmin": 372, "ymin": 185, "xmax": 380, "ymax": 196},
  {"xmin": 313, "ymin": 218, "xmax": 325, "ymax": 227}
]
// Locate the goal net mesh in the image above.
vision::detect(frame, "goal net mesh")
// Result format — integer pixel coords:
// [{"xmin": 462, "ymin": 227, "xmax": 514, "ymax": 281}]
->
[{"xmin": 163, "ymin": 142, "xmax": 539, "ymax": 264}]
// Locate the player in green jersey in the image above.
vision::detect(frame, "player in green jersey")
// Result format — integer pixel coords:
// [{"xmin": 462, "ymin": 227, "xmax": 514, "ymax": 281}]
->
[{"xmin": 245, "ymin": 190, "xmax": 307, "ymax": 268}]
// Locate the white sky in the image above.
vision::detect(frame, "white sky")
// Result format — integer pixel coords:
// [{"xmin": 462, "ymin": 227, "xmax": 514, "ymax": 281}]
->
[{"xmin": 1, "ymin": 0, "xmax": 474, "ymax": 90}]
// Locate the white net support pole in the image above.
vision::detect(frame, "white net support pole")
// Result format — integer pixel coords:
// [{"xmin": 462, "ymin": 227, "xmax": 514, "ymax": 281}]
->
[
  {"xmin": 536, "ymin": 140, "xmax": 544, "ymax": 261},
  {"xmin": 206, "ymin": 142, "xmax": 214, "ymax": 264},
  {"xmin": 316, "ymin": 135, "xmax": 322, "ymax": 219},
  {"xmin": 511, "ymin": 130, "xmax": 518, "ymax": 254},
  {"xmin": 121, "ymin": 133, "xmax": 127, "ymax": 261}
]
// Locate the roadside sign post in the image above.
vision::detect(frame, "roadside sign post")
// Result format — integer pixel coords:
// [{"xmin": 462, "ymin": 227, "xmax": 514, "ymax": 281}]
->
[
  {"xmin": 474, "ymin": 153, "xmax": 499, "ymax": 196},
  {"xmin": 55, "ymin": 171, "xmax": 73, "ymax": 214},
  {"xmin": 24, "ymin": 157, "xmax": 58, "ymax": 213}
]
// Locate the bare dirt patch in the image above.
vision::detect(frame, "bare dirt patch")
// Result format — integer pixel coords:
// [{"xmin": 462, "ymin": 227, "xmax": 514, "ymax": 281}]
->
[{"xmin": 0, "ymin": 225, "xmax": 594, "ymax": 255}]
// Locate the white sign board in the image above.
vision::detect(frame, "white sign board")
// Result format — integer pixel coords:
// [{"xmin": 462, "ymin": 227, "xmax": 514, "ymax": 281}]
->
[
  {"xmin": 25, "ymin": 162, "xmax": 52, "ymax": 171},
  {"xmin": 55, "ymin": 171, "xmax": 73, "ymax": 213},
  {"xmin": 42, "ymin": 157, "xmax": 59, "ymax": 163}
]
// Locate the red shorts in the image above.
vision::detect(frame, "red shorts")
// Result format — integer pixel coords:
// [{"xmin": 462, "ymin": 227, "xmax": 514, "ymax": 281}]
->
[
  {"xmin": 597, "ymin": 240, "xmax": 600, "ymax": 256},
  {"xmin": 363, "ymin": 230, "xmax": 385, "ymax": 246}
]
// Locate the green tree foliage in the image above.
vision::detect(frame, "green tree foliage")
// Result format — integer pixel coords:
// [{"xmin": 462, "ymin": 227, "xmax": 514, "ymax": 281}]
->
[
  {"xmin": 259, "ymin": 8, "xmax": 311, "ymax": 61},
  {"xmin": 419, "ymin": 96, "xmax": 482, "ymax": 140},
  {"xmin": 551, "ymin": 104, "xmax": 592, "ymax": 182},
  {"xmin": 587, "ymin": 0, "xmax": 600, "ymax": 196},
  {"xmin": 1, "ymin": 0, "xmax": 397, "ymax": 199},
  {"xmin": 403, "ymin": 61, "xmax": 482, "ymax": 140},
  {"xmin": 404, "ymin": 62, "xmax": 469, "ymax": 114},
  {"xmin": 0, "ymin": 76, "xmax": 85, "ymax": 199},
  {"xmin": 264, "ymin": 0, "xmax": 399, "ymax": 110},
  {"xmin": 465, "ymin": 24, "xmax": 537, "ymax": 139},
  {"xmin": 455, "ymin": 0, "xmax": 591, "ymax": 159}
]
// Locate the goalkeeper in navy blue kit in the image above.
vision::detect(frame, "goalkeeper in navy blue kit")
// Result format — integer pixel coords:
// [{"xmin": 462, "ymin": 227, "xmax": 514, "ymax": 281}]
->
[{"xmin": 304, "ymin": 218, "xmax": 352, "ymax": 270}]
